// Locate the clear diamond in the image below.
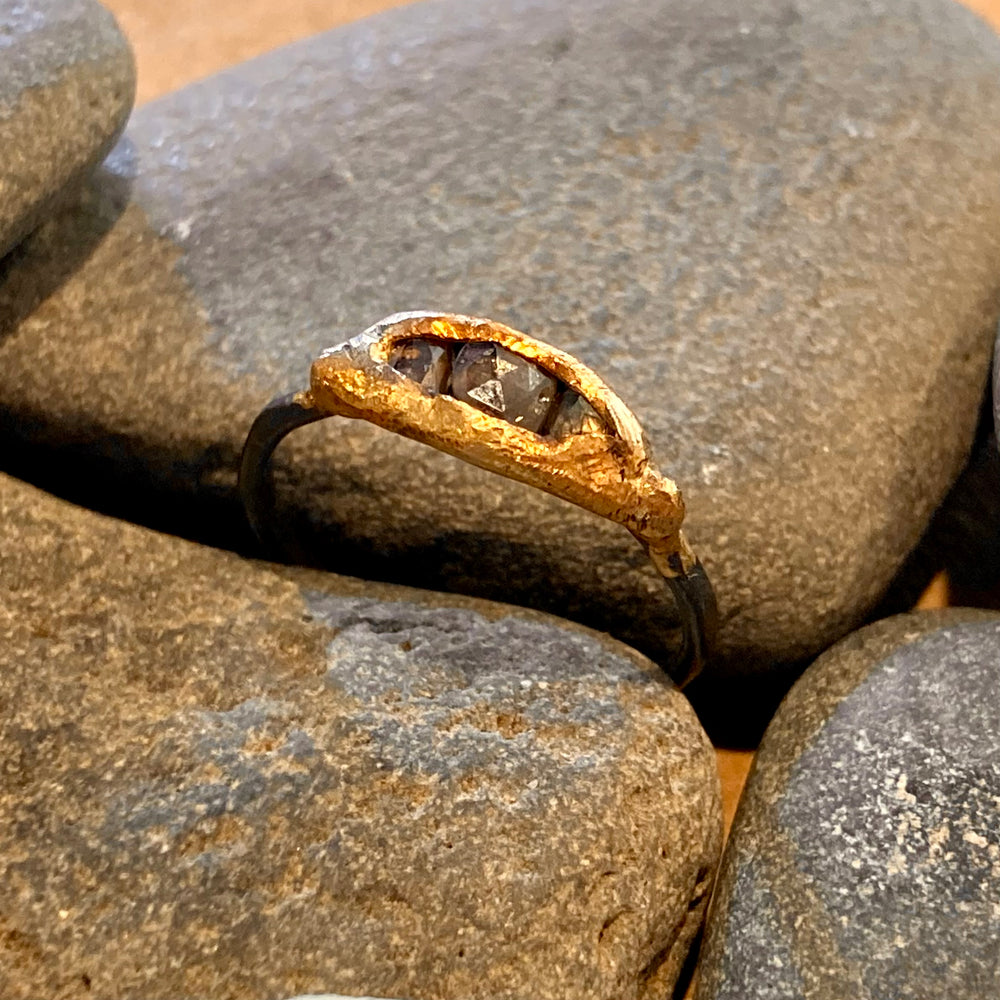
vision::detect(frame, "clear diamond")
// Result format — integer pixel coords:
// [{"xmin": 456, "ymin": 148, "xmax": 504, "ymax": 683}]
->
[
  {"xmin": 389, "ymin": 339, "xmax": 451, "ymax": 393},
  {"xmin": 451, "ymin": 342, "xmax": 558, "ymax": 432},
  {"xmin": 522, "ymin": 366, "xmax": 548, "ymax": 391},
  {"xmin": 467, "ymin": 378, "xmax": 505, "ymax": 412}
]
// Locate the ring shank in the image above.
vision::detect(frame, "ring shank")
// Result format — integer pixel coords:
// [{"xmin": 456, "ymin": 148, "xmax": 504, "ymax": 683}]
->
[
  {"xmin": 665, "ymin": 561, "xmax": 718, "ymax": 685},
  {"xmin": 239, "ymin": 393, "xmax": 324, "ymax": 556},
  {"xmin": 239, "ymin": 393, "xmax": 716, "ymax": 687}
]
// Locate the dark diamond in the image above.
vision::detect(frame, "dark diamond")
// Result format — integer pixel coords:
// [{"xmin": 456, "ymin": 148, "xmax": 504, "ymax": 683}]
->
[
  {"xmin": 451, "ymin": 342, "xmax": 558, "ymax": 433},
  {"xmin": 549, "ymin": 390, "xmax": 603, "ymax": 437},
  {"xmin": 389, "ymin": 339, "xmax": 451, "ymax": 394}
]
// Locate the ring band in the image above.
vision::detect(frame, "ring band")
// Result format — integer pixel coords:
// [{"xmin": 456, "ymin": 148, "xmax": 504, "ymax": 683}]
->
[{"xmin": 238, "ymin": 312, "xmax": 717, "ymax": 686}]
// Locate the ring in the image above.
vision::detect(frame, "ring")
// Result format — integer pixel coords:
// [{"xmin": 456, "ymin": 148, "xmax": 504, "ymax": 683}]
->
[{"xmin": 238, "ymin": 312, "xmax": 717, "ymax": 687}]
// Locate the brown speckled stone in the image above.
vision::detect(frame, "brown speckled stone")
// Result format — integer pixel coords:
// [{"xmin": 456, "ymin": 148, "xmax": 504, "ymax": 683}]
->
[
  {"xmin": 0, "ymin": 472, "xmax": 720, "ymax": 1000},
  {"xmin": 697, "ymin": 609, "xmax": 1000, "ymax": 1000},
  {"xmin": 0, "ymin": 0, "xmax": 135, "ymax": 258}
]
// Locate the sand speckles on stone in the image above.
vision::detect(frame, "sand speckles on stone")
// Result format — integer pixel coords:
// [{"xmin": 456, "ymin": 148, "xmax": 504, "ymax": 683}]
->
[
  {"xmin": 0, "ymin": 473, "xmax": 720, "ymax": 1000},
  {"xmin": 698, "ymin": 609, "xmax": 1000, "ymax": 999},
  {"xmin": 0, "ymin": 0, "xmax": 135, "ymax": 256}
]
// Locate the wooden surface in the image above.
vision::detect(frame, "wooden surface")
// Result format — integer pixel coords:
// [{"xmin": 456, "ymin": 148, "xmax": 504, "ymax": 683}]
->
[
  {"xmin": 966, "ymin": 0, "xmax": 1000, "ymax": 28},
  {"xmin": 108, "ymin": 0, "xmax": 416, "ymax": 104},
  {"xmin": 98, "ymin": 0, "xmax": 999, "ymax": 838},
  {"xmin": 107, "ymin": 0, "xmax": 1000, "ymax": 106}
]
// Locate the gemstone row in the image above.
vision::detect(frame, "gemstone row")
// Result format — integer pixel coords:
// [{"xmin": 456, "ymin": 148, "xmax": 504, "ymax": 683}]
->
[{"xmin": 388, "ymin": 338, "xmax": 603, "ymax": 437}]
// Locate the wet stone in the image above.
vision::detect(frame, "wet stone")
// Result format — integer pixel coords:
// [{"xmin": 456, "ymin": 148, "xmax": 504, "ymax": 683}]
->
[
  {"xmin": 452, "ymin": 341, "xmax": 558, "ymax": 433},
  {"xmin": 388, "ymin": 338, "xmax": 450, "ymax": 394}
]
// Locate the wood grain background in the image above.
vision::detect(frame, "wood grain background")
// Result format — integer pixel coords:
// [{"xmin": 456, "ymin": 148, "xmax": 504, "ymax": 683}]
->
[{"xmin": 100, "ymin": 0, "xmax": 1000, "ymax": 835}]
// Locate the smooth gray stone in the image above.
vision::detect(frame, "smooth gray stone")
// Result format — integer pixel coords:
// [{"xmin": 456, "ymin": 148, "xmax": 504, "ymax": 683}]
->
[
  {"xmin": 1, "ymin": 0, "xmax": 999, "ymax": 689},
  {"xmin": 0, "ymin": 0, "xmax": 134, "ymax": 258},
  {"xmin": 697, "ymin": 608, "xmax": 1000, "ymax": 1000},
  {"xmin": 0, "ymin": 472, "xmax": 720, "ymax": 1000}
]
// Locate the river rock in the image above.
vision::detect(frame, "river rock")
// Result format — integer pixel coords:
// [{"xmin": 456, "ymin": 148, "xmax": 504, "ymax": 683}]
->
[
  {"xmin": 697, "ymin": 608, "xmax": 1000, "ymax": 1000},
  {"xmin": 0, "ymin": 472, "xmax": 720, "ymax": 1000},
  {"xmin": 0, "ymin": 0, "xmax": 999, "ymax": 695},
  {"xmin": 0, "ymin": 0, "xmax": 134, "ymax": 258}
]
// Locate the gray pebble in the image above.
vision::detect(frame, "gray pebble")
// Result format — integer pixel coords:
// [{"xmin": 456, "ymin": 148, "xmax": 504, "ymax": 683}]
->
[
  {"xmin": 698, "ymin": 608, "xmax": 1000, "ymax": 999},
  {"xmin": 0, "ymin": 0, "xmax": 134, "ymax": 257}
]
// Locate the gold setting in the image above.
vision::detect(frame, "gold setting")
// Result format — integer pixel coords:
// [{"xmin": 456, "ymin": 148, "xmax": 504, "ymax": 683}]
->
[{"xmin": 299, "ymin": 311, "xmax": 696, "ymax": 577}]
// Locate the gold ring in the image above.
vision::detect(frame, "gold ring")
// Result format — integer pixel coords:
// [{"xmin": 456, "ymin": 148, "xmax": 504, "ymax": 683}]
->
[{"xmin": 238, "ymin": 312, "xmax": 716, "ymax": 686}]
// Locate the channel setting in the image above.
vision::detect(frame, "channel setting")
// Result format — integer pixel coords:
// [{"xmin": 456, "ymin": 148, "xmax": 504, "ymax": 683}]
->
[{"xmin": 388, "ymin": 336, "xmax": 602, "ymax": 437}]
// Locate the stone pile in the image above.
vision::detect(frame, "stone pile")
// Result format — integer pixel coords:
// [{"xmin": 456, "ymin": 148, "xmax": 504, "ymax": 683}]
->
[{"xmin": 1, "ymin": 0, "xmax": 1000, "ymax": 996}]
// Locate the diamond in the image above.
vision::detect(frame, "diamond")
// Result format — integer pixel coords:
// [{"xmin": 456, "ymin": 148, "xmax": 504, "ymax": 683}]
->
[
  {"xmin": 451, "ymin": 342, "xmax": 558, "ymax": 433},
  {"xmin": 389, "ymin": 339, "xmax": 451, "ymax": 394},
  {"xmin": 467, "ymin": 378, "xmax": 505, "ymax": 412},
  {"xmin": 550, "ymin": 390, "xmax": 603, "ymax": 437}
]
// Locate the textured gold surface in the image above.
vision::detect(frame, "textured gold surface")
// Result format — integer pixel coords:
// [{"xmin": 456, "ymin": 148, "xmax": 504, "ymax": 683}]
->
[{"xmin": 308, "ymin": 312, "xmax": 696, "ymax": 573}]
